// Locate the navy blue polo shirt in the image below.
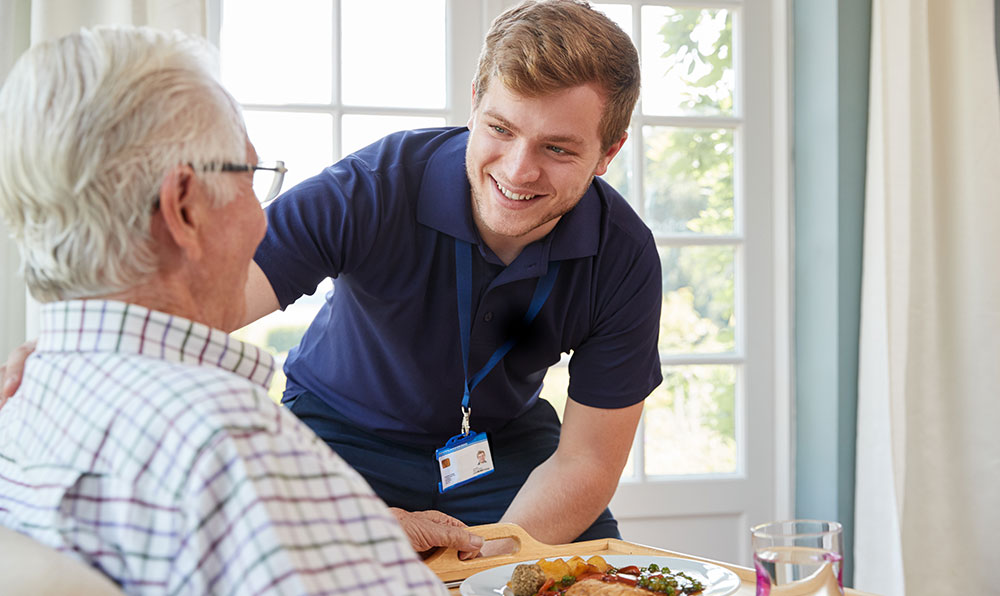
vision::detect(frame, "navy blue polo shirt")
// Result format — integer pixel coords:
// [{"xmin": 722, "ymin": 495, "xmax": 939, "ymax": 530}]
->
[{"xmin": 254, "ymin": 127, "xmax": 662, "ymax": 448}]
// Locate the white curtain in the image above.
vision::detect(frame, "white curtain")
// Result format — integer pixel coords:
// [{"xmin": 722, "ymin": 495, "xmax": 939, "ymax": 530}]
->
[
  {"xmin": 855, "ymin": 0, "xmax": 1000, "ymax": 595},
  {"xmin": 0, "ymin": 1, "xmax": 31, "ymax": 356},
  {"xmin": 26, "ymin": 0, "xmax": 207, "ymax": 41},
  {"xmin": 0, "ymin": 0, "xmax": 208, "ymax": 352}
]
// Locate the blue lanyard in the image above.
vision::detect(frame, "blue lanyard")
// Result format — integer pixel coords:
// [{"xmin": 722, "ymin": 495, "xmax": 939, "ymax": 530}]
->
[{"xmin": 455, "ymin": 238, "xmax": 561, "ymax": 414}]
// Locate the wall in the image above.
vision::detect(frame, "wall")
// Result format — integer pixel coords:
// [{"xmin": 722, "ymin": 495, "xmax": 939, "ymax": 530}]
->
[
  {"xmin": 0, "ymin": 0, "xmax": 30, "ymax": 357},
  {"xmin": 792, "ymin": 0, "xmax": 870, "ymax": 586}
]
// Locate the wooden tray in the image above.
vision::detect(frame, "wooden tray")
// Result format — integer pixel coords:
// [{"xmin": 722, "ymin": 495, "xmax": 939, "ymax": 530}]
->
[
  {"xmin": 425, "ymin": 523, "xmax": 875, "ymax": 595},
  {"xmin": 425, "ymin": 523, "xmax": 754, "ymax": 589}
]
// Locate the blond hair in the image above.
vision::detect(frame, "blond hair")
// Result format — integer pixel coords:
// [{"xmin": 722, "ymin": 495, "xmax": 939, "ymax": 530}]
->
[{"xmin": 472, "ymin": 0, "xmax": 640, "ymax": 150}]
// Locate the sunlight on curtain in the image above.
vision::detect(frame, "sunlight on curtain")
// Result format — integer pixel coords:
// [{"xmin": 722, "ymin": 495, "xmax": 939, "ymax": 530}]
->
[
  {"xmin": 855, "ymin": 1, "xmax": 1000, "ymax": 594},
  {"xmin": 28, "ymin": 0, "xmax": 206, "ymax": 41}
]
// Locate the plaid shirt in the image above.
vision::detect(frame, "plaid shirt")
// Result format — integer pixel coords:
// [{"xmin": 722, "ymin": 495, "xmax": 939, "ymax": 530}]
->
[{"xmin": 0, "ymin": 300, "xmax": 446, "ymax": 596}]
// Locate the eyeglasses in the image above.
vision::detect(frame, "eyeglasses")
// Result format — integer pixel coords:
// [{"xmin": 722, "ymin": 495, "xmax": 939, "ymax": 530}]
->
[{"xmin": 198, "ymin": 160, "xmax": 287, "ymax": 203}]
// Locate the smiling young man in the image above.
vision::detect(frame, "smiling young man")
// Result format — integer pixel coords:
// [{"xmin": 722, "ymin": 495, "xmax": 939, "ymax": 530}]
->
[
  {"xmin": 465, "ymin": 82, "xmax": 627, "ymax": 264},
  {"xmin": 239, "ymin": 0, "xmax": 662, "ymax": 546},
  {"xmin": 2, "ymin": 0, "xmax": 662, "ymax": 548}
]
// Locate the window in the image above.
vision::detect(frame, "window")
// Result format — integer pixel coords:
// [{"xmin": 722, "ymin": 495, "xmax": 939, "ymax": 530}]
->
[
  {"xmin": 219, "ymin": 0, "xmax": 458, "ymax": 400},
  {"xmin": 218, "ymin": 1, "xmax": 780, "ymax": 498},
  {"xmin": 541, "ymin": 3, "xmax": 745, "ymax": 478}
]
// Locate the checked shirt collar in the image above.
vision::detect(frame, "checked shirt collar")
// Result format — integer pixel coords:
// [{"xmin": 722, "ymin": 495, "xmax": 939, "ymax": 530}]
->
[{"xmin": 35, "ymin": 300, "xmax": 275, "ymax": 389}]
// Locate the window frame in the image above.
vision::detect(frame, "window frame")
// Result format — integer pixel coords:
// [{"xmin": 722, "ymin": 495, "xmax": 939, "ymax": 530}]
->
[
  {"xmin": 207, "ymin": 0, "xmax": 499, "ymax": 146},
  {"xmin": 211, "ymin": 0, "xmax": 788, "ymax": 499}
]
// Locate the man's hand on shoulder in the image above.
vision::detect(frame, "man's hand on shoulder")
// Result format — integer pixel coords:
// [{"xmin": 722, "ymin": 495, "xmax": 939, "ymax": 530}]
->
[
  {"xmin": 0, "ymin": 340, "xmax": 35, "ymax": 409},
  {"xmin": 389, "ymin": 508, "xmax": 484, "ymax": 560}
]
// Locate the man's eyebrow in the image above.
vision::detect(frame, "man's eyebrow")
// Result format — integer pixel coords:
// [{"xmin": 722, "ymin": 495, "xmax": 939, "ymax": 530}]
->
[
  {"xmin": 482, "ymin": 109, "xmax": 585, "ymax": 146},
  {"xmin": 544, "ymin": 133, "xmax": 585, "ymax": 146},
  {"xmin": 483, "ymin": 110, "xmax": 517, "ymax": 132}
]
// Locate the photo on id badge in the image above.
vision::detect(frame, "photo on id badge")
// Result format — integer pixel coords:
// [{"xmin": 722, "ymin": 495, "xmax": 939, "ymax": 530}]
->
[{"xmin": 437, "ymin": 432, "xmax": 494, "ymax": 492}]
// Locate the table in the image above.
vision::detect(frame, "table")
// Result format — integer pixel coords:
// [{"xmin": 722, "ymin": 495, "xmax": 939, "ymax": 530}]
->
[{"xmin": 424, "ymin": 523, "xmax": 875, "ymax": 595}]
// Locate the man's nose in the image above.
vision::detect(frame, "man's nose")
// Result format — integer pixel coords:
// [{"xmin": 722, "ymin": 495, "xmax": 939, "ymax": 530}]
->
[{"xmin": 505, "ymin": 141, "xmax": 541, "ymax": 185}]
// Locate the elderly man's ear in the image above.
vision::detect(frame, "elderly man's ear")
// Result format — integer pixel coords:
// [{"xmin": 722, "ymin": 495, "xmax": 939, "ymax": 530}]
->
[{"xmin": 155, "ymin": 164, "xmax": 209, "ymax": 261}]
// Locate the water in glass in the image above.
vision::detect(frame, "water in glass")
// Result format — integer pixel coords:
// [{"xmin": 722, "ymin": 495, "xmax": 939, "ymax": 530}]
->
[
  {"xmin": 754, "ymin": 546, "xmax": 843, "ymax": 595},
  {"xmin": 751, "ymin": 520, "xmax": 843, "ymax": 596}
]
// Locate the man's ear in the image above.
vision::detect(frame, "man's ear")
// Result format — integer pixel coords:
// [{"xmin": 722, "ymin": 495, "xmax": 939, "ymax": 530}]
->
[
  {"xmin": 156, "ymin": 164, "xmax": 204, "ymax": 261},
  {"xmin": 594, "ymin": 131, "xmax": 629, "ymax": 177},
  {"xmin": 467, "ymin": 83, "xmax": 477, "ymax": 129}
]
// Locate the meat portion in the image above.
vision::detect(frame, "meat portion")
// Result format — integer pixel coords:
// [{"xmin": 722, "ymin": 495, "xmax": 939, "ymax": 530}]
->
[
  {"xmin": 564, "ymin": 578, "xmax": 651, "ymax": 596},
  {"xmin": 509, "ymin": 563, "xmax": 547, "ymax": 596}
]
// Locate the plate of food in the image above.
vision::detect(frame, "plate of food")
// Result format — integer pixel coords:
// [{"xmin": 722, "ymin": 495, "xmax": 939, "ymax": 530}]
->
[{"xmin": 458, "ymin": 554, "xmax": 741, "ymax": 596}]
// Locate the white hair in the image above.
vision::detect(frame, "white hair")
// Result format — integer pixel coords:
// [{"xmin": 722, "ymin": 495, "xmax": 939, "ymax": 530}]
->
[{"xmin": 0, "ymin": 25, "xmax": 247, "ymax": 302}]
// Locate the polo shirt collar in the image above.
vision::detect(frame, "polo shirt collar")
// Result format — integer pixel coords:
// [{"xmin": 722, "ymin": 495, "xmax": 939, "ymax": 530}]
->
[{"xmin": 416, "ymin": 128, "xmax": 601, "ymax": 272}]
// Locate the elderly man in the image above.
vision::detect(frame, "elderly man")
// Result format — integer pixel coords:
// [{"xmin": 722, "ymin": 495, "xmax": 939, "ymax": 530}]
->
[{"xmin": 0, "ymin": 25, "xmax": 476, "ymax": 594}]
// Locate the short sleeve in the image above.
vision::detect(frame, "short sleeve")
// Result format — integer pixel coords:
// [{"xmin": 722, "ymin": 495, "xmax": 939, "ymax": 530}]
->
[
  {"xmin": 567, "ymin": 232, "xmax": 663, "ymax": 408},
  {"xmin": 254, "ymin": 157, "xmax": 383, "ymax": 309}
]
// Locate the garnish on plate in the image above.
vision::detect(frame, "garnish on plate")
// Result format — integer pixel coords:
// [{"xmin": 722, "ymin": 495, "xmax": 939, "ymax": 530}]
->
[{"xmin": 507, "ymin": 556, "xmax": 705, "ymax": 596}]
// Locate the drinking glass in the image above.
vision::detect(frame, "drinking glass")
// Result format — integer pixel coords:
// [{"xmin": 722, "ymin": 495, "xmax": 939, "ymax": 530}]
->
[{"xmin": 751, "ymin": 520, "xmax": 843, "ymax": 596}]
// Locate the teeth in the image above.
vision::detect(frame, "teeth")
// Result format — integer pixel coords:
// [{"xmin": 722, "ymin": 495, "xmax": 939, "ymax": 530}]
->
[{"xmin": 495, "ymin": 179, "xmax": 537, "ymax": 201}]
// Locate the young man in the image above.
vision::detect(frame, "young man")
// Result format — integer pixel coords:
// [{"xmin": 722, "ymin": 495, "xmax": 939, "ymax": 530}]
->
[
  {"xmin": 242, "ymin": 0, "xmax": 662, "ymax": 545},
  {"xmin": 0, "ymin": 25, "xmax": 470, "ymax": 594},
  {"xmin": 1, "ymin": 0, "xmax": 661, "ymax": 547}
]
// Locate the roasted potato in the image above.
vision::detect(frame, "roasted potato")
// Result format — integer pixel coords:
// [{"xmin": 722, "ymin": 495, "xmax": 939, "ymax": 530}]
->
[
  {"xmin": 536, "ymin": 557, "xmax": 572, "ymax": 582},
  {"xmin": 586, "ymin": 555, "xmax": 609, "ymax": 572}
]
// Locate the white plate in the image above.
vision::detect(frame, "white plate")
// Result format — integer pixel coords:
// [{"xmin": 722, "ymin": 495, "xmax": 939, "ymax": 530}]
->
[{"xmin": 458, "ymin": 554, "xmax": 741, "ymax": 596}]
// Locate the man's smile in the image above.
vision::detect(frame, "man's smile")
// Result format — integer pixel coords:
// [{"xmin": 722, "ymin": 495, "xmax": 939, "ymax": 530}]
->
[{"xmin": 493, "ymin": 176, "xmax": 540, "ymax": 201}]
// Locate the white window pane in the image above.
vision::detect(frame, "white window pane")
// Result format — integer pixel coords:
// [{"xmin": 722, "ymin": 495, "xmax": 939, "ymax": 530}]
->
[
  {"xmin": 641, "ymin": 6, "xmax": 734, "ymax": 116},
  {"xmin": 243, "ymin": 111, "xmax": 334, "ymax": 195},
  {"xmin": 220, "ymin": 0, "xmax": 333, "ymax": 104},
  {"xmin": 644, "ymin": 365, "xmax": 737, "ymax": 475},
  {"xmin": 539, "ymin": 364, "xmax": 568, "ymax": 420},
  {"xmin": 341, "ymin": 0, "xmax": 445, "ymax": 108},
  {"xmin": 341, "ymin": 114, "xmax": 446, "ymax": 157},
  {"xmin": 592, "ymin": 3, "xmax": 633, "ymax": 40}
]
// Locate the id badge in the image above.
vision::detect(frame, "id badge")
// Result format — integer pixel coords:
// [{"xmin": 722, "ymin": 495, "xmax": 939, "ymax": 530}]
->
[{"xmin": 436, "ymin": 431, "xmax": 494, "ymax": 493}]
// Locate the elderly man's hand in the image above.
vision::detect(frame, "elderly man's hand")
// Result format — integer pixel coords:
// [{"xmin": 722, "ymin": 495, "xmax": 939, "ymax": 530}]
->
[
  {"xmin": 388, "ymin": 508, "xmax": 484, "ymax": 560},
  {"xmin": 0, "ymin": 340, "xmax": 35, "ymax": 409}
]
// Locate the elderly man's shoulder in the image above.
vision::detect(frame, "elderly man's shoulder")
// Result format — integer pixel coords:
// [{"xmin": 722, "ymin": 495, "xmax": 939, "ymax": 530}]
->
[
  {"xmin": 110, "ymin": 351, "xmax": 295, "ymax": 440},
  {"xmin": 1, "ymin": 343, "xmax": 335, "ymax": 510},
  {"xmin": 99, "ymin": 351, "xmax": 336, "ymax": 488},
  {"xmin": 16, "ymin": 347, "xmax": 317, "ymax": 474},
  {"xmin": 121, "ymin": 354, "xmax": 333, "ymax": 480}
]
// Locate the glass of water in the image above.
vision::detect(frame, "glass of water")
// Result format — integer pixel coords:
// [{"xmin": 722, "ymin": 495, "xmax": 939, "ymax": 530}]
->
[{"xmin": 751, "ymin": 520, "xmax": 843, "ymax": 596}]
